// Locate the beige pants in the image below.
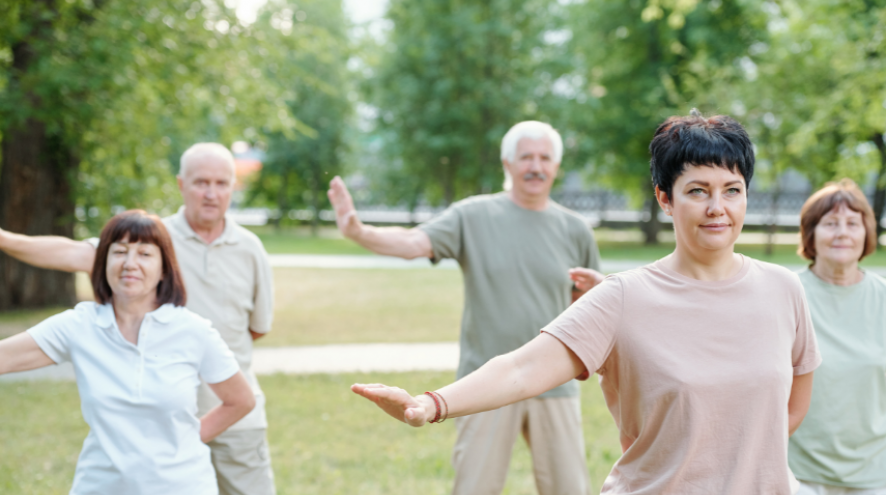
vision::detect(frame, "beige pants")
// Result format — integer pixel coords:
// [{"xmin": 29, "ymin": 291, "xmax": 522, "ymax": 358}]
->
[
  {"xmin": 797, "ymin": 481, "xmax": 886, "ymax": 495},
  {"xmin": 208, "ymin": 428, "xmax": 276, "ymax": 495},
  {"xmin": 451, "ymin": 396, "xmax": 590, "ymax": 495}
]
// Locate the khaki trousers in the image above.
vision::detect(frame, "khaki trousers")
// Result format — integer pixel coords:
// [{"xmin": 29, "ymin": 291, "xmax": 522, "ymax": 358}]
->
[
  {"xmin": 208, "ymin": 428, "xmax": 276, "ymax": 495},
  {"xmin": 451, "ymin": 396, "xmax": 590, "ymax": 495}
]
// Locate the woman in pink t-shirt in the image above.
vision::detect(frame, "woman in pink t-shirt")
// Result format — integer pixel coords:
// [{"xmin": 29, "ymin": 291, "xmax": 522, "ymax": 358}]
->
[{"xmin": 352, "ymin": 111, "xmax": 821, "ymax": 495}]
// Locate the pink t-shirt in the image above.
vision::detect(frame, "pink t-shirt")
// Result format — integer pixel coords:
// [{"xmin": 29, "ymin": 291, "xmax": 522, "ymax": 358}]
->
[{"xmin": 543, "ymin": 255, "xmax": 821, "ymax": 495}]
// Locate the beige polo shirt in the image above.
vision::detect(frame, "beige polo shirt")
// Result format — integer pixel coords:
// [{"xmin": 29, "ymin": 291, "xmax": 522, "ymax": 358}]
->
[{"xmin": 162, "ymin": 209, "xmax": 274, "ymax": 431}]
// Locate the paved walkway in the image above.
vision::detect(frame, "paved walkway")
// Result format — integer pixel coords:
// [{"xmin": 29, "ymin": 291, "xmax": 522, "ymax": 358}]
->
[{"xmin": 0, "ymin": 342, "xmax": 460, "ymax": 382}]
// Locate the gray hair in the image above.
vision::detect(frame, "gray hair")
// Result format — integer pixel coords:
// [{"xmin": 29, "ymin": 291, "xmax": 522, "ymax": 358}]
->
[
  {"xmin": 500, "ymin": 121, "xmax": 563, "ymax": 191},
  {"xmin": 179, "ymin": 142, "xmax": 236, "ymax": 182}
]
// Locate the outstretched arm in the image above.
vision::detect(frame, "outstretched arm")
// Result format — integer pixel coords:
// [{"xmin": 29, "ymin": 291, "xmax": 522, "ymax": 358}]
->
[
  {"xmin": 351, "ymin": 333, "xmax": 585, "ymax": 426},
  {"xmin": 0, "ymin": 333, "xmax": 55, "ymax": 375},
  {"xmin": 0, "ymin": 228, "xmax": 96, "ymax": 273},
  {"xmin": 327, "ymin": 176, "xmax": 433, "ymax": 260}
]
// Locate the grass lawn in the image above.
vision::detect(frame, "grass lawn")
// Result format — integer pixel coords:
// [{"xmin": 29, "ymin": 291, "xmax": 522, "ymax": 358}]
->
[
  {"xmin": 0, "ymin": 373, "xmax": 621, "ymax": 495},
  {"xmin": 260, "ymin": 268, "xmax": 463, "ymax": 347}
]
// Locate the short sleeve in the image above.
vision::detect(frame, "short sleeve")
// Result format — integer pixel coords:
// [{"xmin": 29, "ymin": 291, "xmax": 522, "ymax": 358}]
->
[
  {"xmin": 418, "ymin": 205, "xmax": 462, "ymax": 263},
  {"xmin": 199, "ymin": 325, "xmax": 241, "ymax": 384},
  {"xmin": 542, "ymin": 275, "xmax": 624, "ymax": 377},
  {"xmin": 791, "ymin": 282, "xmax": 821, "ymax": 376},
  {"xmin": 27, "ymin": 307, "xmax": 84, "ymax": 364},
  {"xmin": 248, "ymin": 245, "xmax": 274, "ymax": 335}
]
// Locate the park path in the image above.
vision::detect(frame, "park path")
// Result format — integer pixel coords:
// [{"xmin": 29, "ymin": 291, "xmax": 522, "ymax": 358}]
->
[
  {"xmin": 4, "ymin": 254, "xmax": 885, "ymax": 382},
  {"xmin": 0, "ymin": 342, "xmax": 460, "ymax": 382}
]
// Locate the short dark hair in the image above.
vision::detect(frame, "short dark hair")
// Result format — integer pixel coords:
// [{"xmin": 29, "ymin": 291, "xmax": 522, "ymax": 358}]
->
[
  {"xmin": 91, "ymin": 210, "xmax": 187, "ymax": 306},
  {"xmin": 649, "ymin": 111, "xmax": 755, "ymax": 199},
  {"xmin": 798, "ymin": 178, "xmax": 878, "ymax": 263}
]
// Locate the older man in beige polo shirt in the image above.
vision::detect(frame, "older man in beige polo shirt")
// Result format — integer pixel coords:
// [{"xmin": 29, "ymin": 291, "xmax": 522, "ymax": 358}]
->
[{"xmin": 0, "ymin": 143, "xmax": 277, "ymax": 495}]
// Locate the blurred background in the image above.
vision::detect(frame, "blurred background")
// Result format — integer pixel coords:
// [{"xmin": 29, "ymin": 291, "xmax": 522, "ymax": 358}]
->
[
  {"xmin": 2, "ymin": 0, "xmax": 886, "ymax": 309},
  {"xmin": 2, "ymin": 2, "xmax": 886, "ymax": 493}
]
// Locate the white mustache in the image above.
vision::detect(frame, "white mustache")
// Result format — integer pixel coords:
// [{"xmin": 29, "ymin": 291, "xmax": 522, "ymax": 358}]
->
[{"xmin": 523, "ymin": 172, "xmax": 548, "ymax": 181}]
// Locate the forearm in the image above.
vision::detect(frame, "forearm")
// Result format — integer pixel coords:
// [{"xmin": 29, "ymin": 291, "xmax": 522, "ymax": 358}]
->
[
  {"xmin": 199, "ymin": 402, "xmax": 253, "ymax": 443},
  {"xmin": 421, "ymin": 334, "xmax": 581, "ymax": 421},
  {"xmin": 350, "ymin": 224, "xmax": 432, "ymax": 260},
  {"xmin": 0, "ymin": 231, "xmax": 94, "ymax": 272},
  {"xmin": 787, "ymin": 371, "xmax": 814, "ymax": 436}
]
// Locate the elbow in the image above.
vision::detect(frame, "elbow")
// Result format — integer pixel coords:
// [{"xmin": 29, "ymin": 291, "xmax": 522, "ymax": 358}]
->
[{"xmin": 241, "ymin": 394, "xmax": 257, "ymax": 415}]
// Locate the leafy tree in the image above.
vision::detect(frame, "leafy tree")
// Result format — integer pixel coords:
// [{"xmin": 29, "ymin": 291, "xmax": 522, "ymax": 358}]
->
[
  {"xmin": 0, "ymin": 0, "xmax": 301, "ymax": 309},
  {"xmin": 749, "ymin": 0, "xmax": 886, "ymax": 242},
  {"xmin": 366, "ymin": 0, "xmax": 562, "ymax": 207},
  {"xmin": 246, "ymin": 0, "xmax": 352, "ymax": 234},
  {"xmin": 559, "ymin": 0, "xmax": 768, "ymax": 243}
]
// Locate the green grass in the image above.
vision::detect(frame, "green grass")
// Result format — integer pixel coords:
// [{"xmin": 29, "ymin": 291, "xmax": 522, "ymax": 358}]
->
[
  {"xmin": 260, "ymin": 268, "xmax": 463, "ymax": 347},
  {"xmin": 247, "ymin": 226, "xmax": 371, "ymax": 255},
  {"xmin": 0, "ymin": 373, "xmax": 621, "ymax": 495}
]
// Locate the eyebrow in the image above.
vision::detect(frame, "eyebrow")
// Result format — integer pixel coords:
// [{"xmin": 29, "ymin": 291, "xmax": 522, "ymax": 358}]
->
[{"xmin": 684, "ymin": 180, "xmax": 744, "ymax": 187}]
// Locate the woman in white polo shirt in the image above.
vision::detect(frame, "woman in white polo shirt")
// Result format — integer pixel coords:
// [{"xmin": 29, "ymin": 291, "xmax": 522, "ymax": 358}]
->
[{"xmin": 0, "ymin": 210, "xmax": 255, "ymax": 495}]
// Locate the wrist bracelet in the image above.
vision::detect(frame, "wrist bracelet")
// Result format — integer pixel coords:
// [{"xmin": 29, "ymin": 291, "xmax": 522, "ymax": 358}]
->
[{"xmin": 424, "ymin": 391, "xmax": 442, "ymax": 423}]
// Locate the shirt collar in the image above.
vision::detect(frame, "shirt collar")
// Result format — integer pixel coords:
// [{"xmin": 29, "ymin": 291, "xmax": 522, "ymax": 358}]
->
[
  {"xmin": 94, "ymin": 302, "xmax": 177, "ymax": 327},
  {"xmin": 172, "ymin": 206, "xmax": 240, "ymax": 246},
  {"xmin": 95, "ymin": 303, "xmax": 116, "ymax": 328}
]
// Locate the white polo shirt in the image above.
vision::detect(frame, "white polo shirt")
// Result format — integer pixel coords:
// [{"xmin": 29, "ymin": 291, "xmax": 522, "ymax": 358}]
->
[
  {"xmin": 28, "ymin": 302, "xmax": 240, "ymax": 495},
  {"xmin": 162, "ymin": 210, "xmax": 274, "ymax": 431}
]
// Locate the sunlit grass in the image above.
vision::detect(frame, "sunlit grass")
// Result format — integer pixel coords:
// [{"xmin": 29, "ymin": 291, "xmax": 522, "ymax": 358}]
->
[{"xmin": 0, "ymin": 373, "xmax": 622, "ymax": 495}]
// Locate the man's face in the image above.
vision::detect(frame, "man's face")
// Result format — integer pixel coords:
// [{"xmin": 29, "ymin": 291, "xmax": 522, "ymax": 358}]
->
[
  {"xmin": 503, "ymin": 137, "xmax": 560, "ymax": 198},
  {"xmin": 176, "ymin": 154, "xmax": 235, "ymax": 229}
]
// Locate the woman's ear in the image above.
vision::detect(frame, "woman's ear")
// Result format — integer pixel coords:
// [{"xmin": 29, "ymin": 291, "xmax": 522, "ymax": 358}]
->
[{"xmin": 655, "ymin": 186, "xmax": 672, "ymax": 216}]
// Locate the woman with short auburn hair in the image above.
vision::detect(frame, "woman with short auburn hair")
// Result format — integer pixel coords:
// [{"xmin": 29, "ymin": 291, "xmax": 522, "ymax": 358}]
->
[
  {"xmin": 789, "ymin": 179, "xmax": 886, "ymax": 495},
  {"xmin": 0, "ymin": 210, "xmax": 255, "ymax": 495},
  {"xmin": 351, "ymin": 111, "xmax": 820, "ymax": 494}
]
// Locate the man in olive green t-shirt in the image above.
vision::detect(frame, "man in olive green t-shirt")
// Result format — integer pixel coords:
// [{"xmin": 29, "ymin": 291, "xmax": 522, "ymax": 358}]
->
[{"xmin": 328, "ymin": 121, "xmax": 603, "ymax": 495}]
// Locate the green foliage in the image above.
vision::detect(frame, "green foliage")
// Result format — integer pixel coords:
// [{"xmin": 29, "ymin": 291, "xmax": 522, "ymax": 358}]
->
[
  {"xmin": 245, "ymin": 0, "xmax": 352, "ymax": 225},
  {"xmin": 366, "ymin": 0, "xmax": 564, "ymax": 206},
  {"xmin": 559, "ymin": 0, "xmax": 768, "ymax": 200},
  {"xmin": 0, "ymin": 0, "xmax": 318, "ymax": 235}
]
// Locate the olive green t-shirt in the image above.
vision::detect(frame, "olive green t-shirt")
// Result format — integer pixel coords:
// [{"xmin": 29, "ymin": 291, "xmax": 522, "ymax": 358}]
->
[
  {"xmin": 789, "ymin": 269, "xmax": 886, "ymax": 488},
  {"xmin": 419, "ymin": 193, "xmax": 600, "ymax": 398}
]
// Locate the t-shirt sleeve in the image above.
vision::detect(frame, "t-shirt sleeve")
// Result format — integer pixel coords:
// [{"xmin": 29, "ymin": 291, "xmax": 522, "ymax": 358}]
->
[
  {"xmin": 249, "ymin": 245, "xmax": 274, "ymax": 335},
  {"xmin": 199, "ymin": 325, "xmax": 241, "ymax": 384},
  {"xmin": 418, "ymin": 205, "xmax": 462, "ymax": 263},
  {"xmin": 542, "ymin": 275, "xmax": 624, "ymax": 378},
  {"xmin": 791, "ymin": 280, "xmax": 821, "ymax": 376},
  {"xmin": 26, "ymin": 308, "xmax": 82, "ymax": 364}
]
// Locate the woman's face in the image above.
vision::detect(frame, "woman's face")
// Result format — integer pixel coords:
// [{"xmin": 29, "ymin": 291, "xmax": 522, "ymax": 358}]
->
[
  {"xmin": 658, "ymin": 164, "xmax": 747, "ymax": 254},
  {"xmin": 813, "ymin": 203, "xmax": 866, "ymax": 268},
  {"xmin": 106, "ymin": 236, "xmax": 163, "ymax": 302}
]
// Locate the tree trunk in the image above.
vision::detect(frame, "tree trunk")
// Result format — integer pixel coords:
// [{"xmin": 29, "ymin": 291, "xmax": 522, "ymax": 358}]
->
[
  {"xmin": 309, "ymin": 163, "xmax": 319, "ymax": 237},
  {"xmin": 0, "ymin": 9, "xmax": 78, "ymax": 310},
  {"xmin": 872, "ymin": 133, "xmax": 886, "ymax": 248},
  {"xmin": 765, "ymin": 188, "xmax": 780, "ymax": 257},
  {"xmin": 0, "ymin": 119, "xmax": 78, "ymax": 310},
  {"xmin": 640, "ymin": 198, "xmax": 661, "ymax": 245}
]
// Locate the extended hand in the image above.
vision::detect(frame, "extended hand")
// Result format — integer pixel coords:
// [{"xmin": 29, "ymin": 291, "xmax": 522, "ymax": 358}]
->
[
  {"xmin": 327, "ymin": 176, "xmax": 362, "ymax": 239},
  {"xmin": 351, "ymin": 383, "xmax": 431, "ymax": 427},
  {"xmin": 569, "ymin": 267, "xmax": 605, "ymax": 292}
]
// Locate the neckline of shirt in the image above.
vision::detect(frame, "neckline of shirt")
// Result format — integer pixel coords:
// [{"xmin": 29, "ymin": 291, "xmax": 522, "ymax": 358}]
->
[
  {"xmin": 94, "ymin": 302, "xmax": 178, "ymax": 329},
  {"xmin": 171, "ymin": 207, "xmax": 240, "ymax": 246},
  {"xmin": 652, "ymin": 253, "xmax": 751, "ymax": 288},
  {"xmin": 800, "ymin": 267, "xmax": 870, "ymax": 294}
]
